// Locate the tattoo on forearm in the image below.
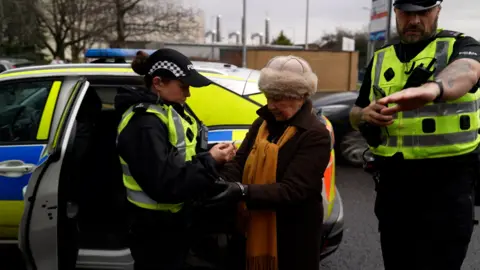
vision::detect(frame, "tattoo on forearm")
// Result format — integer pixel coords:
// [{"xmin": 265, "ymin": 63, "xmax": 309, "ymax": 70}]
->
[
  {"xmin": 349, "ymin": 106, "xmax": 363, "ymax": 130},
  {"xmin": 437, "ymin": 60, "xmax": 474, "ymax": 88}
]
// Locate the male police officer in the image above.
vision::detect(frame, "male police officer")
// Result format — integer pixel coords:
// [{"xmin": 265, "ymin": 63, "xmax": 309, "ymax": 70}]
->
[{"xmin": 350, "ymin": 0, "xmax": 480, "ymax": 269}]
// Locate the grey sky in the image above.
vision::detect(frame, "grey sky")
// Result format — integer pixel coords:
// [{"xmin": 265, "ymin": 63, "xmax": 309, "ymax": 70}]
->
[{"xmin": 187, "ymin": 0, "xmax": 480, "ymax": 44}]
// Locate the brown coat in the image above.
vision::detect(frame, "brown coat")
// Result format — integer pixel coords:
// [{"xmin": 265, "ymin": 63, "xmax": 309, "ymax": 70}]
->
[{"xmin": 220, "ymin": 100, "xmax": 332, "ymax": 270}]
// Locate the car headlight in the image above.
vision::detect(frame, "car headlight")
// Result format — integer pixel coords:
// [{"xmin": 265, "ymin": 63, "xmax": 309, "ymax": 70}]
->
[{"xmin": 319, "ymin": 104, "xmax": 350, "ymax": 117}]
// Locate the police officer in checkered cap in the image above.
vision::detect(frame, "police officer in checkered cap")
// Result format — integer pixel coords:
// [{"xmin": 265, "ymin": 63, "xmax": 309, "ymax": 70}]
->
[{"xmin": 114, "ymin": 49, "xmax": 237, "ymax": 270}]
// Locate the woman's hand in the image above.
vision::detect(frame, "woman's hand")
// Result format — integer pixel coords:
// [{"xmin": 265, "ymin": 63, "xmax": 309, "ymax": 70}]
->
[{"xmin": 209, "ymin": 143, "xmax": 236, "ymax": 164}]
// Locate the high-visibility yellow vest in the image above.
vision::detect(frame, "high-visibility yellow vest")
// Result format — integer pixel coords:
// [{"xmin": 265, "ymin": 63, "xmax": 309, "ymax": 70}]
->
[
  {"xmin": 117, "ymin": 103, "xmax": 198, "ymax": 212},
  {"xmin": 369, "ymin": 31, "xmax": 480, "ymax": 159}
]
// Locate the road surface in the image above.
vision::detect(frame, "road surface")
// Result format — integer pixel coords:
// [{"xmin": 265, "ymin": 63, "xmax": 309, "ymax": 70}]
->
[{"xmin": 321, "ymin": 165, "xmax": 480, "ymax": 270}]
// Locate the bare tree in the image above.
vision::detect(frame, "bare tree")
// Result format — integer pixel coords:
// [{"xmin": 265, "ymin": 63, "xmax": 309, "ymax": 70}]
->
[
  {"xmin": 0, "ymin": 0, "xmax": 45, "ymax": 60},
  {"xmin": 68, "ymin": 0, "xmax": 114, "ymax": 62},
  {"xmin": 109, "ymin": 0, "xmax": 201, "ymax": 47},
  {"xmin": 35, "ymin": 0, "xmax": 113, "ymax": 58}
]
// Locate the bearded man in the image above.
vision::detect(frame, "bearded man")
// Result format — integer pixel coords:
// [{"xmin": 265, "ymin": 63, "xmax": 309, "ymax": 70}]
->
[{"xmin": 350, "ymin": 1, "xmax": 480, "ymax": 269}]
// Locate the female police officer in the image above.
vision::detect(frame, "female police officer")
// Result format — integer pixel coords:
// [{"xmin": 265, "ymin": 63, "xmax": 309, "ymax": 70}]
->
[{"xmin": 114, "ymin": 49, "xmax": 236, "ymax": 270}]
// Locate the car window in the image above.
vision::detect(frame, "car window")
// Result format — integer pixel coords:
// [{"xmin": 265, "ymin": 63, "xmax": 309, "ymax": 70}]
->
[
  {"xmin": 0, "ymin": 80, "xmax": 53, "ymax": 143},
  {"xmin": 0, "ymin": 65, "xmax": 6, "ymax": 73},
  {"xmin": 91, "ymin": 86, "xmax": 119, "ymax": 109},
  {"xmin": 18, "ymin": 87, "xmax": 50, "ymax": 109},
  {"xmin": 243, "ymin": 70, "xmax": 261, "ymax": 96},
  {"xmin": 204, "ymin": 76, "xmax": 246, "ymax": 95},
  {"xmin": 84, "ymin": 75, "xmax": 145, "ymax": 109}
]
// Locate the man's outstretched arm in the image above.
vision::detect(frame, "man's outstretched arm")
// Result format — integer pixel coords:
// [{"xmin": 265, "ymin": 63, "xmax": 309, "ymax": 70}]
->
[
  {"xmin": 378, "ymin": 37, "xmax": 480, "ymax": 114},
  {"xmin": 432, "ymin": 58, "xmax": 480, "ymax": 101}
]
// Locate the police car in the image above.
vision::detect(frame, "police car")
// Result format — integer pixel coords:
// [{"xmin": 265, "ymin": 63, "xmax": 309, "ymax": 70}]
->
[{"xmin": 0, "ymin": 48, "xmax": 344, "ymax": 269}]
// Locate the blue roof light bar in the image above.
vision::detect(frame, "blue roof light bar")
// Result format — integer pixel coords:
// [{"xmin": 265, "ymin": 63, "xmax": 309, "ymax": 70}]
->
[{"xmin": 84, "ymin": 48, "xmax": 157, "ymax": 58}]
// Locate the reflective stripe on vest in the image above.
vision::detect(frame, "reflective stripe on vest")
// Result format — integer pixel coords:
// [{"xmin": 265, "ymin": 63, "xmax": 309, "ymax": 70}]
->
[
  {"xmin": 117, "ymin": 103, "xmax": 197, "ymax": 212},
  {"xmin": 369, "ymin": 36, "xmax": 480, "ymax": 159}
]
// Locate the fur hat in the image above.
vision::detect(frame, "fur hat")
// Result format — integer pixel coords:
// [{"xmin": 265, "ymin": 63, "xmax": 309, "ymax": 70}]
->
[{"xmin": 258, "ymin": 55, "xmax": 318, "ymax": 99}]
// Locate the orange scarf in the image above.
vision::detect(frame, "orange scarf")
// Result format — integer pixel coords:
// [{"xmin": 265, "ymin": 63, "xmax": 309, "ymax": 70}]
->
[{"xmin": 239, "ymin": 121, "xmax": 297, "ymax": 270}]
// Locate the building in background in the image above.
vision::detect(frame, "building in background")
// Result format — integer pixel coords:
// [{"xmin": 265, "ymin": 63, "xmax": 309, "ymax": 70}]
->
[{"xmin": 134, "ymin": 1, "xmax": 206, "ymax": 44}]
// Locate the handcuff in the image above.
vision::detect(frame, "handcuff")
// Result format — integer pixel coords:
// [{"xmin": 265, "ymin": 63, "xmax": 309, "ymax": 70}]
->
[{"xmin": 235, "ymin": 182, "xmax": 248, "ymax": 197}]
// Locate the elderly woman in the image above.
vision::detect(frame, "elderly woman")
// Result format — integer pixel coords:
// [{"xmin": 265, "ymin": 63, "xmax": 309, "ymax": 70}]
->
[{"xmin": 210, "ymin": 55, "xmax": 332, "ymax": 270}]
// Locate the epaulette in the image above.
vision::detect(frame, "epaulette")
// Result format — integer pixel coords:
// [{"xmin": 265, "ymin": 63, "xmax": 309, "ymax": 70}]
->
[
  {"xmin": 377, "ymin": 36, "xmax": 401, "ymax": 50},
  {"xmin": 120, "ymin": 85, "xmax": 137, "ymax": 91},
  {"xmin": 378, "ymin": 43, "xmax": 395, "ymax": 50},
  {"xmin": 133, "ymin": 102, "xmax": 150, "ymax": 112},
  {"xmin": 436, "ymin": 30, "xmax": 464, "ymax": 39}
]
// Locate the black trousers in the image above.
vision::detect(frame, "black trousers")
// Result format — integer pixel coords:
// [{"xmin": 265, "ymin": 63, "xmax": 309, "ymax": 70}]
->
[
  {"xmin": 374, "ymin": 156, "xmax": 476, "ymax": 270},
  {"xmin": 128, "ymin": 205, "xmax": 191, "ymax": 270}
]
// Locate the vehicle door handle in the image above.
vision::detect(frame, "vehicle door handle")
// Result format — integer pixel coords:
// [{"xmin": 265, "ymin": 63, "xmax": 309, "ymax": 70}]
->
[{"xmin": 0, "ymin": 160, "xmax": 36, "ymax": 178}]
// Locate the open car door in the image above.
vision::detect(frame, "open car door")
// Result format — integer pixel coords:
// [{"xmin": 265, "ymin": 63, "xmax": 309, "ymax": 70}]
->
[{"xmin": 19, "ymin": 77, "xmax": 90, "ymax": 270}]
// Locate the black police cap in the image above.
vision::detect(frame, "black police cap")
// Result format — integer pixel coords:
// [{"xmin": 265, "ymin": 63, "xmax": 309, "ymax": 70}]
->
[
  {"xmin": 133, "ymin": 48, "xmax": 212, "ymax": 88},
  {"xmin": 393, "ymin": 0, "xmax": 442, "ymax": 12}
]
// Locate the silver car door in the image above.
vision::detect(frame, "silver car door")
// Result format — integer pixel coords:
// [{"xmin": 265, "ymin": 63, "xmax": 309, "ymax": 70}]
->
[{"xmin": 19, "ymin": 77, "xmax": 90, "ymax": 270}]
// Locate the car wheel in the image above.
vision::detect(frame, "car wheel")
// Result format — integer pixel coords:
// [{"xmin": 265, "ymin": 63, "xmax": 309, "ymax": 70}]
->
[{"xmin": 339, "ymin": 130, "xmax": 371, "ymax": 167}]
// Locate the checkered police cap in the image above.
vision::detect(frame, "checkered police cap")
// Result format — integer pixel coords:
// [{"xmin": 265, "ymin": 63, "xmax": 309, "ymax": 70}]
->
[
  {"xmin": 138, "ymin": 48, "xmax": 212, "ymax": 87},
  {"xmin": 148, "ymin": 60, "xmax": 186, "ymax": 77}
]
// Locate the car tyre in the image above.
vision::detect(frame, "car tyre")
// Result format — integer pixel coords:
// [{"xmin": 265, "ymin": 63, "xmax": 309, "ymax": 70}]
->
[{"xmin": 339, "ymin": 130, "xmax": 371, "ymax": 167}]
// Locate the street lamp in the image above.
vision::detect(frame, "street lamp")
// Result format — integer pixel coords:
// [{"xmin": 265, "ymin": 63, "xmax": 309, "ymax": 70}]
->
[
  {"xmin": 385, "ymin": 0, "xmax": 393, "ymax": 43},
  {"xmin": 216, "ymin": 15, "xmax": 222, "ymax": 42},
  {"xmin": 242, "ymin": 0, "xmax": 247, "ymax": 67},
  {"xmin": 363, "ymin": 6, "xmax": 371, "ymax": 54},
  {"xmin": 361, "ymin": 6, "xmax": 375, "ymax": 64},
  {"xmin": 305, "ymin": 0, "xmax": 310, "ymax": 50},
  {"xmin": 361, "ymin": 6, "xmax": 370, "ymax": 32}
]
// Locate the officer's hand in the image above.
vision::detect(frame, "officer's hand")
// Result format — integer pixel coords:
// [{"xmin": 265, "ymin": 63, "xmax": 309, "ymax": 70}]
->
[
  {"xmin": 377, "ymin": 83, "xmax": 440, "ymax": 115},
  {"xmin": 361, "ymin": 101, "xmax": 394, "ymax": 126},
  {"xmin": 209, "ymin": 143, "xmax": 236, "ymax": 164}
]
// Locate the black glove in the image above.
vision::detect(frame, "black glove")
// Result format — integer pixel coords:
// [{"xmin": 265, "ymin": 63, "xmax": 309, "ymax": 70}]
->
[{"xmin": 205, "ymin": 179, "xmax": 248, "ymax": 206}]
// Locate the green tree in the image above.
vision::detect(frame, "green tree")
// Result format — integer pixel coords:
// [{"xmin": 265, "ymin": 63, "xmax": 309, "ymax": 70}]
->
[{"xmin": 271, "ymin": 31, "xmax": 293, "ymax": 45}]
